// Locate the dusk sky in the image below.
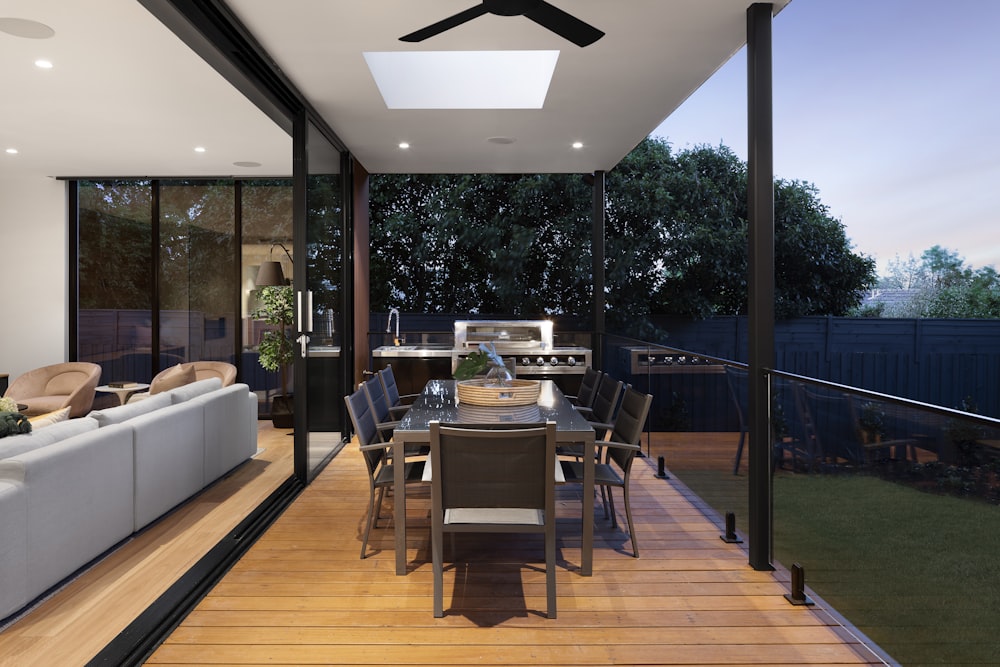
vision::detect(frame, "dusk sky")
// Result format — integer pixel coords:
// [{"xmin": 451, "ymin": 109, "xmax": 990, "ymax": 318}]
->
[{"xmin": 651, "ymin": 0, "xmax": 1000, "ymax": 276}]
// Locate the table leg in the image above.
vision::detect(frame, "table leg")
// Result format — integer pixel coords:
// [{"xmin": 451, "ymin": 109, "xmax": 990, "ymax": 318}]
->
[
  {"xmin": 393, "ymin": 437, "xmax": 407, "ymax": 575},
  {"xmin": 582, "ymin": 433, "xmax": 594, "ymax": 576}
]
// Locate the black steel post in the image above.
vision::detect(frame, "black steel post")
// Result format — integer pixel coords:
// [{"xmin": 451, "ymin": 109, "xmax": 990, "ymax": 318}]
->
[
  {"xmin": 746, "ymin": 3, "xmax": 776, "ymax": 572},
  {"xmin": 591, "ymin": 170, "xmax": 606, "ymax": 370}
]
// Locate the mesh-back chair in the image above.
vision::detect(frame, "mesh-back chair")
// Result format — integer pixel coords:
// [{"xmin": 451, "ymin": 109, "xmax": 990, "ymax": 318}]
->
[
  {"xmin": 585, "ymin": 374, "xmax": 624, "ymax": 437},
  {"xmin": 378, "ymin": 364, "xmax": 418, "ymax": 419},
  {"xmin": 430, "ymin": 421, "xmax": 558, "ymax": 618},
  {"xmin": 345, "ymin": 387, "xmax": 426, "ymax": 559},
  {"xmin": 362, "ymin": 375, "xmax": 400, "ymax": 443},
  {"xmin": 568, "ymin": 367, "xmax": 602, "ymax": 417},
  {"xmin": 561, "ymin": 387, "xmax": 652, "ymax": 557}
]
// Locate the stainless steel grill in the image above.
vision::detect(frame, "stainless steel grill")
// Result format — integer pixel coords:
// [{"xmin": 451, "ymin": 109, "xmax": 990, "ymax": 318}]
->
[{"xmin": 452, "ymin": 320, "xmax": 591, "ymax": 376}]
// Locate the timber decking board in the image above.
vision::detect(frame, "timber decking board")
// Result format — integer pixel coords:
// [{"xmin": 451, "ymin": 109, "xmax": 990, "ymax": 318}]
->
[{"xmin": 146, "ymin": 432, "xmax": 881, "ymax": 667}]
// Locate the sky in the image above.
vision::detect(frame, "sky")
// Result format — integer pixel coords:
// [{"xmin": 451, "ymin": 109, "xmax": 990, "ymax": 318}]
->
[{"xmin": 650, "ymin": 0, "xmax": 1000, "ymax": 276}]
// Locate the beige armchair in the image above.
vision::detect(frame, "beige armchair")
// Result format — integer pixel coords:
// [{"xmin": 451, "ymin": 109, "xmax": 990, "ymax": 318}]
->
[
  {"xmin": 128, "ymin": 361, "xmax": 237, "ymax": 403},
  {"xmin": 4, "ymin": 362, "xmax": 102, "ymax": 418}
]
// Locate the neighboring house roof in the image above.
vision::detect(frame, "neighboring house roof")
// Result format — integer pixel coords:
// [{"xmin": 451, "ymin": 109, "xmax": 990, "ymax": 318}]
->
[{"xmin": 862, "ymin": 288, "xmax": 920, "ymax": 309}]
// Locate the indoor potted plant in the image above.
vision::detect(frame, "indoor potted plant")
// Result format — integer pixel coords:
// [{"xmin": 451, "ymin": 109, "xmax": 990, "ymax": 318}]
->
[{"xmin": 253, "ymin": 285, "xmax": 295, "ymax": 428}]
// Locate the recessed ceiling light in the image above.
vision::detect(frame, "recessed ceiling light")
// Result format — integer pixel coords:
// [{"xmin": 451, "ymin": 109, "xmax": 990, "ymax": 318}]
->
[
  {"xmin": 5, "ymin": 148, "xmax": 18, "ymax": 155},
  {"xmin": 398, "ymin": 142, "xmax": 410, "ymax": 150},
  {"xmin": 34, "ymin": 59, "xmax": 53, "ymax": 69},
  {"xmin": 572, "ymin": 142, "xmax": 584, "ymax": 149},
  {"xmin": 0, "ymin": 18, "xmax": 55, "ymax": 39},
  {"xmin": 488, "ymin": 136, "xmax": 516, "ymax": 145},
  {"xmin": 194, "ymin": 146, "xmax": 206, "ymax": 153},
  {"xmin": 365, "ymin": 50, "xmax": 559, "ymax": 109},
  {"xmin": 233, "ymin": 161, "xmax": 262, "ymax": 168}
]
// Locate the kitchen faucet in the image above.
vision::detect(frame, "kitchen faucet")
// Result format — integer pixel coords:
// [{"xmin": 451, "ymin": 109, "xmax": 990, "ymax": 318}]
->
[{"xmin": 387, "ymin": 308, "xmax": 401, "ymax": 345}]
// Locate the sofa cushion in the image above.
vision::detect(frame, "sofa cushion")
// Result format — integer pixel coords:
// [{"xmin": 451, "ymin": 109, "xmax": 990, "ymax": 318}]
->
[
  {"xmin": 0, "ymin": 479, "xmax": 28, "ymax": 619},
  {"xmin": 0, "ymin": 417, "xmax": 99, "ymax": 460},
  {"xmin": 89, "ymin": 392, "xmax": 172, "ymax": 427},
  {"xmin": 0, "ymin": 423, "xmax": 134, "ymax": 610},
  {"xmin": 28, "ymin": 407, "xmax": 71, "ymax": 429},
  {"xmin": 150, "ymin": 363, "xmax": 196, "ymax": 395},
  {"xmin": 128, "ymin": 400, "xmax": 206, "ymax": 531},
  {"xmin": 165, "ymin": 377, "xmax": 222, "ymax": 405}
]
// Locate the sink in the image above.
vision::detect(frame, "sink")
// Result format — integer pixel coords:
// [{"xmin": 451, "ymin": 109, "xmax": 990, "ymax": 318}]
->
[{"xmin": 391, "ymin": 345, "xmax": 418, "ymax": 351}]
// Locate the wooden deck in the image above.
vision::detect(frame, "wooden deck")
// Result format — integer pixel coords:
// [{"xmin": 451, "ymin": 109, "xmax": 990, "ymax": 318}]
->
[
  {"xmin": 147, "ymin": 433, "xmax": 881, "ymax": 666},
  {"xmin": 0, "ymin": 427, "xmax": 885, "ymax": 666}
]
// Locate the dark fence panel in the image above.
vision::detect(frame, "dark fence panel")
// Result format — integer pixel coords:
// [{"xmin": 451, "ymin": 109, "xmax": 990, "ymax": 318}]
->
[{"xmin": 650, "ymin": 316, "xmax": 1000, "ymax": 421}]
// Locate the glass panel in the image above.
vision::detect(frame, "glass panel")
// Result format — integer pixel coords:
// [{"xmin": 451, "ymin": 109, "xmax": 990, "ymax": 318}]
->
[
  {"xmin": 774, "ymin": 396, "xmax": 1000, "ymax": 665},
  {"xmin": 302, "ymin": 120, "xmax": 344, "ymax": 479},
  {"xmin": 158, "ymin": 181, "xmax": 237, "ymax": 369},
  {"xmin": 77, "ymin": 180, "xmax": 154, "ymax": 385},
  {"xmin": 241, "ymin": 180, "xmax": 294, "ymax": 416}
]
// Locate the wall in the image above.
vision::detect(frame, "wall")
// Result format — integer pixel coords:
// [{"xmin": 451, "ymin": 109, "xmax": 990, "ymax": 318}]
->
[{"xmin": 0, "ymin": 173, "xmax": 68, "ymax": 381}]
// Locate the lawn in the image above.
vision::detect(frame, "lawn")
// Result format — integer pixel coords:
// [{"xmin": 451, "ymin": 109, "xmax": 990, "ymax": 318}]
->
[{"xmin": 674, "ymin": 470, "xmax": 1000, "ymax": 666}]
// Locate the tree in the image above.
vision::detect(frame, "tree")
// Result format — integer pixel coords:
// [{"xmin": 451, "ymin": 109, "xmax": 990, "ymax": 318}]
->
[{"xmin": 368, "ymin": 138, "xmax": 876, "ymax": 323}]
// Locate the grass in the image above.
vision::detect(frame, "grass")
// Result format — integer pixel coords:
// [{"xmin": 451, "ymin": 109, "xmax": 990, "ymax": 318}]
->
[{"xmin": 674, "ymin": 470, "xmax": 1000, "ymax": 666}]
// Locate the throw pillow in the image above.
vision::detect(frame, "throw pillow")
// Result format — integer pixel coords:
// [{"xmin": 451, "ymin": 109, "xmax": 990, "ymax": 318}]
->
[
  {"xmin": 150, "ymin": 364, "xmax": 196, "ymax": 395},
  {"xmin": 27, "ymin": 406, "xmax": 71, "ymax": 429},
  {"xmin": 0, "ymin": 411, "xmax": 32, "ymax": 438}
]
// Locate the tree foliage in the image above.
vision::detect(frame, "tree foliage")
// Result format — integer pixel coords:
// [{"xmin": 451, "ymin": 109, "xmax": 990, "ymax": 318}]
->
[
  {"xmin": 369, "ymin": 138, "xmax": 876, "ymax": 323},
  {"xmin": 877, "ymin": 246, "xmax": 1000, "ymax": 318}
]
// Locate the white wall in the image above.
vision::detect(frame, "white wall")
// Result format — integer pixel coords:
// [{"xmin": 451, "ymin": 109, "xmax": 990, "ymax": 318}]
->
[{"xmin": 0, "ymin": 174, "xmax": 69, "ymax": 383}]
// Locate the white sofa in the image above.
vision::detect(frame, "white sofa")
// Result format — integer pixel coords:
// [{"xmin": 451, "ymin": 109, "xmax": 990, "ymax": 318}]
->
[{"xmin": 0, "ymin": 378, "xmax": 258, "ymax": 621}]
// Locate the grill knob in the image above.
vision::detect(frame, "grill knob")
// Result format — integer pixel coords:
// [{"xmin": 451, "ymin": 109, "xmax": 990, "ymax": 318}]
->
[
  {"xmin": 567, "ymin": 356, "xmax": 577, "ymax": 366},
  {"xmin": 549, "ymin": 356, "xmax": 559, "ymax": 366},
  {"xmin": 520, "ymin": 357, "xmax": 531, "ymax": 366},
  {"xmin": 535, "ymin": 357, "xmax": 545, "ymax": 366}
]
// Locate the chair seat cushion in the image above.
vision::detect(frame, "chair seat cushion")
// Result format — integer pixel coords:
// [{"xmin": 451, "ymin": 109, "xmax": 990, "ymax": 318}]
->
[
  {"xmin": 445, "ymin": 508, "xmax": 544, "ymax": 525},
  {"xmin": 560, "ymin": 460, "xmax": 624, "ymax": 486}
]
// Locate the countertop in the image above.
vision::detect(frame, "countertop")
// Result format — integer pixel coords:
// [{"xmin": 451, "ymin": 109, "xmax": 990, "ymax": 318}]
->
[{"xmin": 372, "ymin": 345, "xmax": 453, "ymax": 358}]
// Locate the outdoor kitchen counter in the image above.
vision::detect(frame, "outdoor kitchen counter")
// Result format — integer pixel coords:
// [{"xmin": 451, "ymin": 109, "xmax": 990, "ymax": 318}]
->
[{"xmin": 372, "ymin": 345, "xmax": 453, "ymax": 358}]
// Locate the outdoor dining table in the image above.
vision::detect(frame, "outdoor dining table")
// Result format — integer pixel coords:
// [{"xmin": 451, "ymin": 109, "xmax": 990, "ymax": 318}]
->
[{"xmin": 392, "ymin": 378, "xmax": 597, "ymax": 576}]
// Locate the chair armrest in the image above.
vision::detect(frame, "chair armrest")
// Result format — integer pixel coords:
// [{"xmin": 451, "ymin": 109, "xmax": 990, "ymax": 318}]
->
[
  {"xmin": 575, "ymin": 405, "xmax": 594, "ymax": 418},
  {"xmin": 596, "ymin": 439, "xmax": 640, "ymax": 453},
  {"xmin": 387, "ymin": 405, "xmax": 410, "ymax": 419},
  {"xmin": 359, "ymin": 441, "xmax": 390, "ymax": 452},
  {"xmin": 588, "ymin": 420, "xmax": 613, "ymax": 433}
]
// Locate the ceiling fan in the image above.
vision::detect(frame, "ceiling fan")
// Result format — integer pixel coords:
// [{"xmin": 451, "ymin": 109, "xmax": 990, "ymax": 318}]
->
[{"xmin": 400, "ymin": 0, "xmax": 605, "ymax": 48}]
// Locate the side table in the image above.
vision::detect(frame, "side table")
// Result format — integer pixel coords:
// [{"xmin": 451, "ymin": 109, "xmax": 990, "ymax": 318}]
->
[{"xmin": 96, "ymin": 383, "xmax": 150, "ymax": 406}]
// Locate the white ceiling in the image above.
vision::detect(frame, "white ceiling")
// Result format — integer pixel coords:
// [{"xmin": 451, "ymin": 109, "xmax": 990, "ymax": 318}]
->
[{"xmin": 1, "ymin": 0, "xmax": 789, "ymax": 180}]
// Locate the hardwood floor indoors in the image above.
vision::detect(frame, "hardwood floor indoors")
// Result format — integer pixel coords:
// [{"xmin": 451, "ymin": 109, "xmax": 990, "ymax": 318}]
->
[
  {"xmin": 143, "ymin": 432, "xmax": 883, "ymax": 667},
  {"xmin": 0, "ymin": 422, "xmax": 293, "ymax": 667}
]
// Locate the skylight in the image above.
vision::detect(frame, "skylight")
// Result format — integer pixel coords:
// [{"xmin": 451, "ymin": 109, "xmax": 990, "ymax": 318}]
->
[{"xmin": 363, "ymin": 50, "xmax": 559, "ymax": 110}]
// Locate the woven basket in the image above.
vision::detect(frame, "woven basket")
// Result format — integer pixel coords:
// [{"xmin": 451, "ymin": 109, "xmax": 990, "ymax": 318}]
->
[{"xmin": 456, "ymin": 378, "xmax": 541, "ymax": 406}]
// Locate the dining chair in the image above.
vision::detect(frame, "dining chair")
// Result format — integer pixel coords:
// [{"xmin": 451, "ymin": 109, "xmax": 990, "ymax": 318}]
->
[
  {"xmin": 345, "ymin": 387, "xmax": 426, "ymax": 559},
  {"xmin": 584, "ymin": 374, "xmax": 624, "ymax": 437},
  {"xmin": 362, "ymin": 375, "xmax": 400, "ymax": 443},
  {"xmin": 378, "ymin": 364, "xmax": 418, "ymax": 419},
  {"xmin": 560, "ymin": 386, "xmax": 652, "ymax": 558},
  {"xmin": 566, "ymin": 367, "xmax": 602, "ymax": 416},
  {"xmin": 429, "ymin": 420, "xmax": 558, "ymax": 618}
]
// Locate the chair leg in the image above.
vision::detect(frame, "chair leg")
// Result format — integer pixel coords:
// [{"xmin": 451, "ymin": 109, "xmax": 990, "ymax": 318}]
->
[
  {"xmin": 361, "ymin": 484, "xmax": 378, "ymax": 559},
  {"xmin": 545, "ymin": 530, "xmax": 557, "ymax": 619},
  {"xmin": 732, "ymin": 430, "xmax": 746, "ymax": 475},
  {"xmin": 621, "ymin": 483, "xmax": 639, "ymax": 558},
  {"xmin": 606, "ymin": 485, "xmax": 618, "ymax": 529},
  {"xmin": 433, "ymin": 528, "xmax": 444, "ymax": 618}
]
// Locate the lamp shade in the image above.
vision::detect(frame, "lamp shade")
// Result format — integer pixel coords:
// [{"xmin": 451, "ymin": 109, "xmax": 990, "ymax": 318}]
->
[{"xmin": 255, "ymin": 261, "xmax": 286, "ymax": 286}]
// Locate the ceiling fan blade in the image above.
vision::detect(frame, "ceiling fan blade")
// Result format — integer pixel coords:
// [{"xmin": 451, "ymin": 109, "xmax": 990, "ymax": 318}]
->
[
  {"xmin": 523, "ymin": 1, "xmax": 604, "ymax": 47},
  {"xmin": 400, "ymin": 5, "xmax": 490, "ymax": 42}
]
